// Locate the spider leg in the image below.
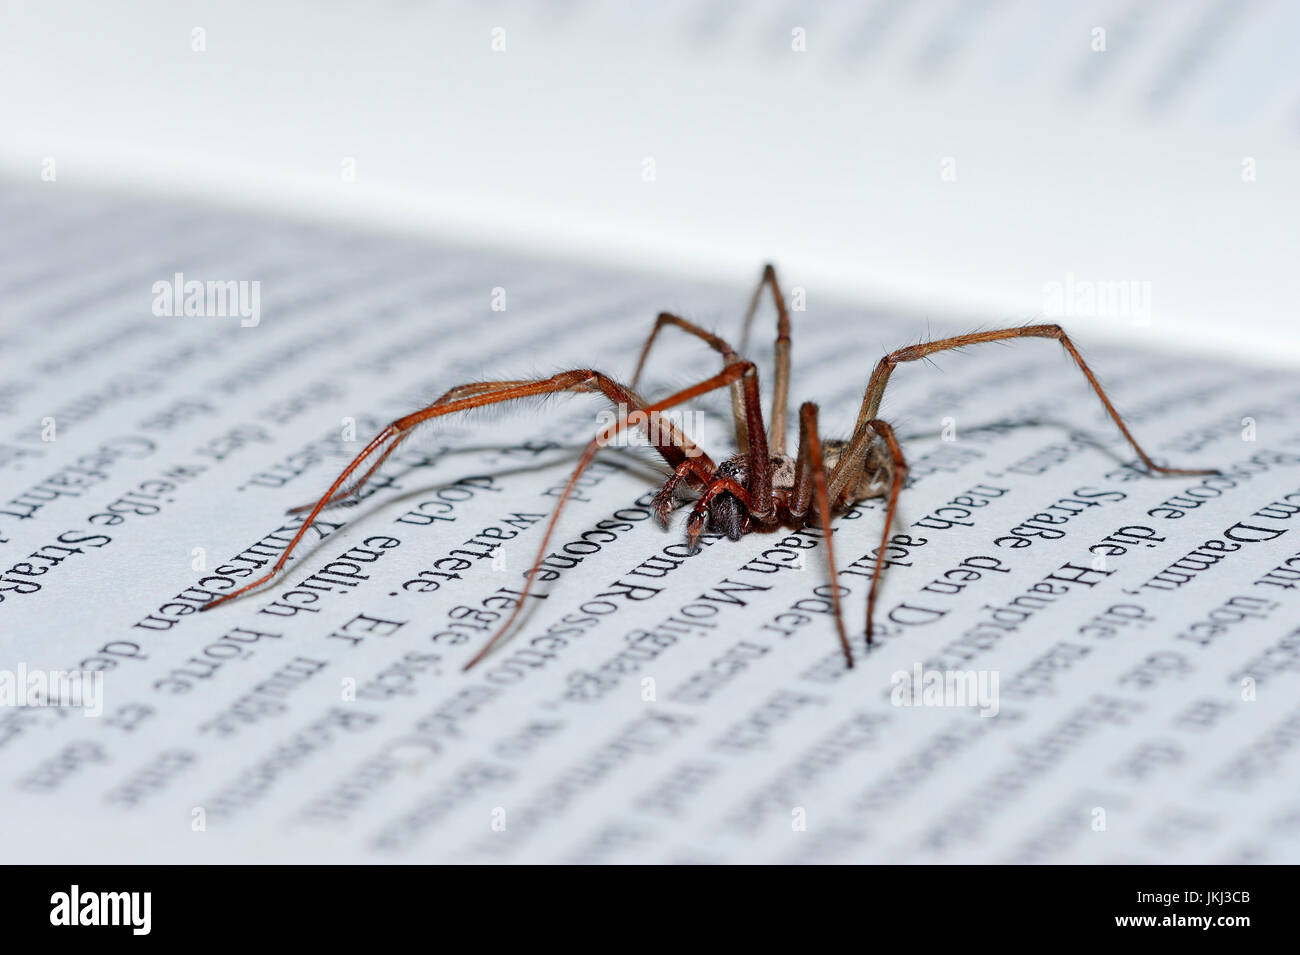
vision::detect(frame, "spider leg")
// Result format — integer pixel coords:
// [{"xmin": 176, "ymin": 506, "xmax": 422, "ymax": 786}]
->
[
  {"xmin": 856, "ymin": 420, "xmax": 907, "ymax": 647},
  {"xmin": 650, "ymin": 460, "xmax": 700, "ymax": 526},
  {"xmin": 852, "ymin": 323, "xmax": 1217, "ymax": 476},
  {"xmin": 202, "ymin": 368, "xmax": 721, "ymax": 614},
  {"xmin": 461, "ymin": 360, "xmax": 761, "ymax": 670},
  {"xmin": 285, "ymin": 434, "xmax": 407, "ymax": 515},
  {"xmin": 736, "ymin": 263, "xmax": 793, "ymax": 456},
  {"xmin": 788, "ymin": 396, "xmax": 823, "ymax": 519},
  {"xmin": 631, "ymin": 262, "xmax": 794, "ymax": 456},
  {"xmin": 631, "ymin": 314, "xmax": 740, "ymax": 388},
  {"xmin": 823, "ymin": 418, "xmax": 908, "ymax": 648},
  {"xmin": 284, "ymin": 381, "xmax": 533, "ymax": 515},
  {"xmin": 791, "ymin": 401, "xmax": 853, "ymax": 667},
  {"xmin": 737, "ymin": 360, "xmax": 775, "ymax": 521},
  {"xmin": 630, "ymin": 311, "xmax": 750, "ymax": 455}
]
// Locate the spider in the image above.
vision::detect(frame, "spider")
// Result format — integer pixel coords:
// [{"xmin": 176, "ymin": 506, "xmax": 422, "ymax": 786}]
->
[{"xmin": 201, "ymin": 264, "xmax": 1216, "ymax": 669}]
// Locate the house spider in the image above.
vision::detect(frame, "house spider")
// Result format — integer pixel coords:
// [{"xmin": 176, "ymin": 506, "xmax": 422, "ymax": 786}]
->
[{"xmin": 202, "ymin": 265, "xmax": 1216, "ymax": 669}]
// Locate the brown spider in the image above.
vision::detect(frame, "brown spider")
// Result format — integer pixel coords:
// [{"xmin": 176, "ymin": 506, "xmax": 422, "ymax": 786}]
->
[{"xmin": 202, "ymin": 264, "xmax": 1216, "ymax": 669}]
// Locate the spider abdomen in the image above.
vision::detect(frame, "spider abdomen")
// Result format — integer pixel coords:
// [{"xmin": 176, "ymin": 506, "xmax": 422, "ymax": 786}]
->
[{"xmin": 823, "ymin": 437, "xmax": 893, "ymax": 504}]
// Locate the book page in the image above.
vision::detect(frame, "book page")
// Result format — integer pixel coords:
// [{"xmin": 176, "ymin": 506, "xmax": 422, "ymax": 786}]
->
[{"xmin": 2, "ymin": 181, "xmax": 1299, "ymax": 863}]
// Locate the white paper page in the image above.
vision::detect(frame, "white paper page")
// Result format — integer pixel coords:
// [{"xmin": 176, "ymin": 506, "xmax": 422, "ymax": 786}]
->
[{"xmin": 2, "ymin": 181, "xmax": 1300, "ymax": 863}]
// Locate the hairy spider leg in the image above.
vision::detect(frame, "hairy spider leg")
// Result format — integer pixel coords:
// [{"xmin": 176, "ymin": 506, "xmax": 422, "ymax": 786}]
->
[
  {"xmin": 462, "ymin": 360, "xmax": 764, "ymax": 670},
  {"xmin": 632, "ymin": 311, "xmax": 749, "ymax": 454},
  {"xmin": 791, "ymin": 401, "xmax": 853, "ymax": 666},
  {"xmin": 632, "ymin": 262, "xmax": 792, "ymax": 457},
  {"xmin": 832, "ymin": 322, "xmax": 1219, "ymax": 647},
  {"xmin": 826, "ymin": 418, "xmax": 908, "ymax": 648},
  {"xmin": 853, "ymin": 323, "xmax": 1220, "ymax": 477},
  {"xmin": 201, "ymin": 369, "xmax": 712, "ymax": 613},
  {"xmin": 736, "ymin": 263, "xmax": 793, "ymax": 456},
  {"xmin": 284, "ymin": 381, "xmax": 536, "ymax": 515}
]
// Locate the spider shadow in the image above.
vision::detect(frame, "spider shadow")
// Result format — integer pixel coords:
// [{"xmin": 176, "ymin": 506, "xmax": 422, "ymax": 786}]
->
[
  {"xmin": 256, "ymin": 440, "xmax": 672, "ymax": 599},
  {"xmin": 893, "ymin": 415, "xmax": 1126, "ymax": 467}
]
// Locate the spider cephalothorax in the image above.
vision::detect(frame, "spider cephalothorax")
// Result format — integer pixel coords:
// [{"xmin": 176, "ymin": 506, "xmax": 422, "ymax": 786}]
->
[
  {"xmin": 673, "ymin": 452, "xmax": 795, "ymax": 543},
  {"xmin": 202, "ymin": 264, "xmax": 1217, "ymax": 671}
]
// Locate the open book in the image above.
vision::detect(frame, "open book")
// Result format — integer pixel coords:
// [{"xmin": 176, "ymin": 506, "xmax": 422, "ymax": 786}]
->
[{"xmin": 2, "ymin": 2, "xmax": 1299, "ymax": 864}]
